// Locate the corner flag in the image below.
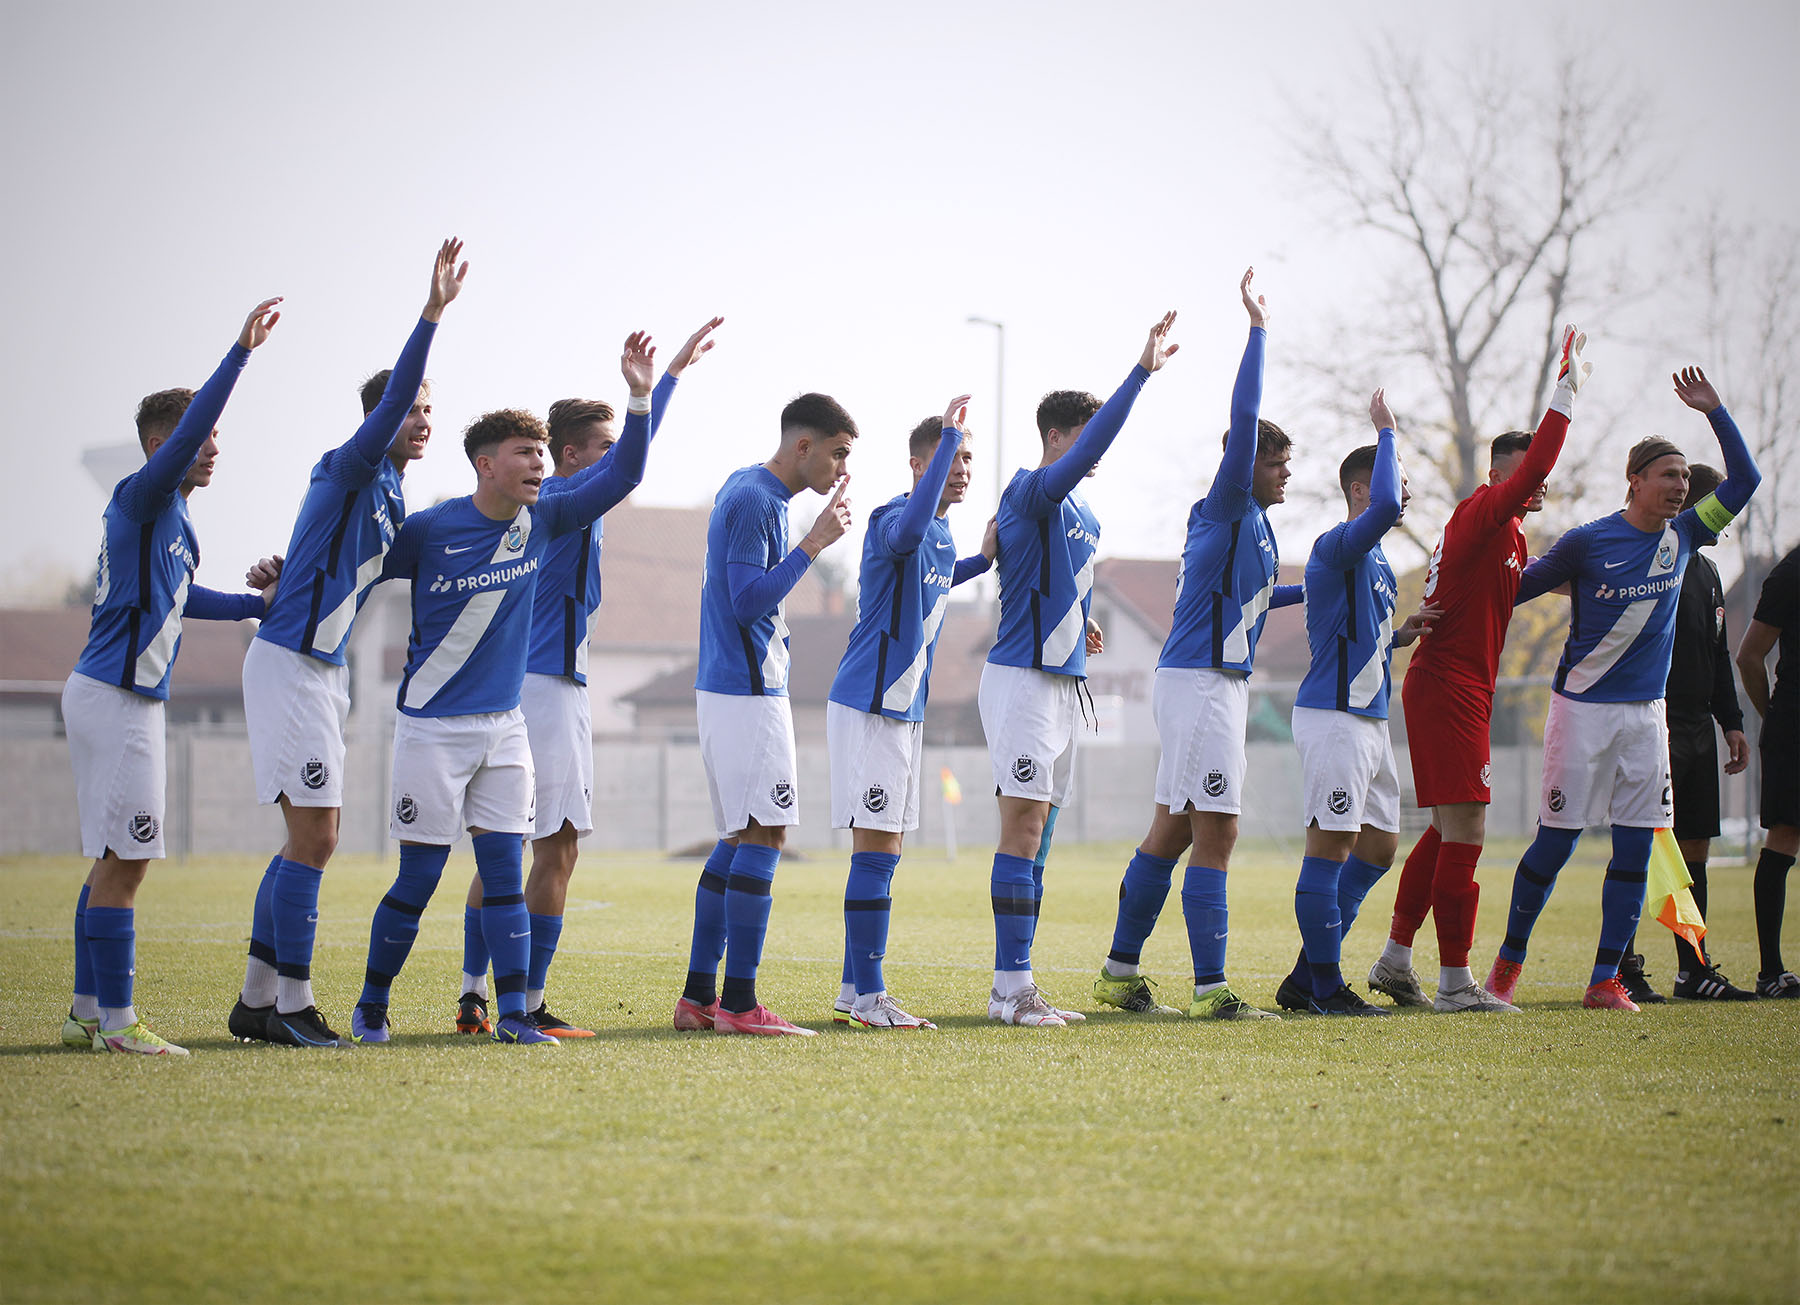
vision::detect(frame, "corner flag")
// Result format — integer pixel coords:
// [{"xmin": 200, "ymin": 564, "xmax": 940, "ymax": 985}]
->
[{"xmin": 1646, "ymin": 827, "xmax": 1707, "ymax": 956}]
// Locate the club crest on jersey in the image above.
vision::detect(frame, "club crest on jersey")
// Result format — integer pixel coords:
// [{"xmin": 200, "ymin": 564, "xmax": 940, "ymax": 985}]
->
[
  {"xmin": 862, "ymin": 785, "xmax": 888, "ymax": 814},
  {"xmin": 1327, "ymin": 788, "xmax": 1351, "ymax": 816},
  {"xmin": 395, "ymin": 795, "xmax": 418, "ymax": 825},
  {"xmin": 1548, "ymin": 787, "xmax": 1566, "ymax": 814},
  {"xmin": 301, "ymin": 758, "xmax": 328, "ymax": 790},
  {"xmin": 1479, "ymin": 762, "xmax": 1492, "ymax": 789},
  {"xmin": 504, "ymin": 522, "xmax": 525, "ymax": 553},
  {"xmin": 1012, "ymin": 756, "xmax": 1038, "ymax": 785},
  {"xmin": 129, "ymin": 812, "xmax": 159, "ymax": 844},
  {"xmin": 770, "ymin": 781, "xmax": 794, "ymax": 810},
  {"xmin": 1203, "ymin": 770, "xmax": 1228, "ymax": 798}
]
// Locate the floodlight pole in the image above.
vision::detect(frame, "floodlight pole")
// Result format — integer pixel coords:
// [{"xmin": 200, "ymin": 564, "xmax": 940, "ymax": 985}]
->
[{"xmin": 966, "ymin": 316, "xmax": 1006, "ymax": 520}]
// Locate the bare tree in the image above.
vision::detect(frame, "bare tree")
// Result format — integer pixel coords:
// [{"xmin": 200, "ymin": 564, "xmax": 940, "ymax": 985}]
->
[{"xmin": 1289, "ymin": 42, "xmax": 1656, "ymax": 554}]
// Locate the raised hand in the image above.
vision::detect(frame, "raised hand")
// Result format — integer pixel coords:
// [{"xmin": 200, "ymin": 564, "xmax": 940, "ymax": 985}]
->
[
  {"xmin": 424, "ymin": 238, "xmax": 469, "ymax": 322},
  {"xmin": 1557, "ymin": 325, "xmax": 1590, "ymax": 394},
  {"xmin": 942, "ymin": 393, "xmax": 971, "ymax": 431},
  {"xmin": 1139, "ymin": 311, "xmax": 1180, "ymax": 372},
  {"xmin": 803, "ymin": 474, "xmax": 852, "ymax": 555},
  {"xmin": 244, "ymin": 555, "xmax": 284, "ymax": 590},
  {"xmin": 1673, "ymin": 365, "xmax": 1722, "ymax": 413},
  {"xmin": 1370, "ymin": 387, "xmax": 1396, "ymax": 432},
  {"xmin": 668, "ymin": 316, "xmax": 724, "ymax": 377},
  {"xmin": 621, "ymin": 330, "xmax": 656, "ymax": 397},
  {"xmin": 980, "ymin": 514, "xmax": 999, "ymax": 560},
  {"xmin": 1241, "ymin": 266, "xmax": 1269, "ymax": 330},
  {"xmin": 239, "ymin": 297, "xmax": 283, "ymax": 350},
  {"xmin": 1396, "ymin": 601, "xmax": 1443, "ymax": 647}
]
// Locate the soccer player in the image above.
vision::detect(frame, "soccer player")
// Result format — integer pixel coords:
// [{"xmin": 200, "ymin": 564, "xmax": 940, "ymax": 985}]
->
[
  {"xmin": 350, "ymin": 332, "xmax": 659, "ymax": 1046},
  {"xmin": 826, "ymin": 396, "xmax": 997, "ymax": 1030},
  {"xmin": 1278, "ymin": 390, "xmax": 1439, "ymax": 1017},
  {"xmin": 230, "ymin": 239, "xmax": 467, "ymax": 1049},
  {"xmin": 1094, "ymin": 269, "xmax": 1297, "ymax": 1021},
  {"xmin": 1737, "ymin": 544, "xmax": 1800, "ymax": 997},
  {"xmin": 61, "ymin": 297, "xmax": 284, "ymax": 1055},
  {"xmin": 454, "ymin": 316, "xmax": 723, "ymax": 1039},
  {"xmin": 1370, "ymin": 325, "xmax": 1587, "ymax": 1014},
  {"xmin": 674, "ymin": 394, "xmax": 859, "ymax": 1037},
  {"xmin": 1486, "ymin": 366, "xmax": 1761, "ymax": 1011},
  {"xmin": 1617, "ymin": 462, "xmax": 1753, "ymax": 1002},
  {"xmin": 980, "ymin": 312, "xmax": 1180, "ymax": 1028}
]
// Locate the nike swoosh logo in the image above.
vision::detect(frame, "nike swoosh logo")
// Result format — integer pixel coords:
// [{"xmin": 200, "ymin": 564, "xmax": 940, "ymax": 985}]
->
[
  {"xmin": 1213, "ymin": 932, "xmax": 1229, "ymax": 939},
  {"xmin": 306, "ymin": 915, "xmax": 319, "ymax": 923},
  {"xmin": 509, "ymin": 930, "xmax": 530, "ymax": 939},
  {"xmin": 445, "ymin": 544, "xmax": 474, "ymax": 555},
  {"xmin": 1603, "ymin": 559, "xmax": 1628, "ymax": 569},
  {"xmin": 382, "ymin": 937, "xmax": 405, "ymax": 945}
]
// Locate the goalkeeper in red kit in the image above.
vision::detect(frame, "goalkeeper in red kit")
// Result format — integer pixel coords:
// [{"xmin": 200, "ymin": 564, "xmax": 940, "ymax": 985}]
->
[{"xmin": 1366, "ymin": 325, "xmax": 1590, "ymax": 1012}]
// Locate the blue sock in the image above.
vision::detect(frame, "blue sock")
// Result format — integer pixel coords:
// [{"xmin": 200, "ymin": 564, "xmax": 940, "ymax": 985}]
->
[
  {"xmin": 272, "ymin": 857, "xmax": 323, "ymax": 988},
  {"xmin": 359, "ymin": 843, "xmax": 449, "ymax": 1009},
  {"xmin": 991, "ymin": 852, "xmax": 1036, "ymax": 974},
  {"xmin": 528, "ymin": 912, "xmax": 563, "ymax": 995},
  {"xmin": 247, "ymin": 852, "xmax": 281, "ymax": 980},
  {"xmin": 1108, "ymin": 849, "xmax": 1177, "ymax": 965},
  {"xmin": 1295, "ymin": 856, "xmax": 1345, "ymax": 998},
  {"xmin": 722, "ymin": 843, "xmax": 780, "ymax": 1013},
  {"xmin": 1594, "ymin": 826, "xmax": 1653, "ymax": 986},
  {"xmin": 462, "ymin": 905, "xmax": 489, "ymax": 983},
  {"xmin": 844, "ymin": 851, "xmax": 899, "ymax": 997},
  {"xmin": 1337, "ymin": 854, "xmax": 1388, "ymax": 943},
  {"xmin": 1498, "ymin": 824, "xmax": 1582, "ymax": 963},
  {"xmin": 1181, "ymin": 864, "xmax": 1229, "ymax": 985},
  {"xmin": 86, "ymin": 905, "xmax": 135, "ymax": 1014},
  {"xmin": 472, "ymin": 832, "xmax": 528, "ymax": 1020},
  {"xmin": 73, "ymin": 884, "xmax": 95, "ymax": 1004},
  {"xmin": 683, "ymin": 840, "xmax": 734, "ymax": 1005}
]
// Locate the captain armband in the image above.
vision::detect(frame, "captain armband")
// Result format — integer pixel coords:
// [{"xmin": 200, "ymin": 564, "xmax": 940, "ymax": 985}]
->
[{"xmin": 1692, "ymin": 492, "xmax": 1736, "ymax": 536}]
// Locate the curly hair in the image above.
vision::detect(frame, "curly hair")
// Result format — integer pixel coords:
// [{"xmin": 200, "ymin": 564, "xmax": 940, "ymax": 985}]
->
[
  {"xmin": 1035, "ymin": 389, "xmax": 1102, "ymax": 440},
  {"xmin": 546, "ymin": 398, "xmax": 616, "ymax": 463},
  {"xmin": 135, "ymin": 388, "xmax": 195, "ymax": 450},
  {"xmin": 463, "ymin": 408, "xmax": 547, "ymax": 465}
]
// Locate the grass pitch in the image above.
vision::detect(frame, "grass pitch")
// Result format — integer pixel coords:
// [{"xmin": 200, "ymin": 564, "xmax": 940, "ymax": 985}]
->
[{"xmin": 1, "ymin": 839, "xmax": 1795, "ymax": 1304}]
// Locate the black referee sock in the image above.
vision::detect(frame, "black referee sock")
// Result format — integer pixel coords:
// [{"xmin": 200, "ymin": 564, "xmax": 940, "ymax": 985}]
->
[
  {"xmin": 1755, "ymin": 848, "xmax": 1795, "ymax": 975},
  {"xmin": 1675, "ymin": 859, "xmax": 1709, "ymax": 974}
]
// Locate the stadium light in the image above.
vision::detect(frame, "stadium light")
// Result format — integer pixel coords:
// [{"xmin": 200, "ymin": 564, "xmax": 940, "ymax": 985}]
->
[{"xmin": 965, "ymin": 316, "xmax": 1005, "ymax": 520}]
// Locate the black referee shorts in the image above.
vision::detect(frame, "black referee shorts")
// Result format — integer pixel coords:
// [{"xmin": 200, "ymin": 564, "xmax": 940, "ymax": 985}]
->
[
  {"xmin": 1669, "ymin": 719, "xmax": 1721, "ymax": 841},
  {"xmin": 1761, "ymin": 713, "xmax": 1799, "ymax": 831}
]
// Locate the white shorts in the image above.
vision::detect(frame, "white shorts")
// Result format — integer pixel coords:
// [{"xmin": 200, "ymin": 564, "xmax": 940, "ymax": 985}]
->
[
  {"xmin": 827, "ymin": 700, "xmax": 924, "ymax": 833},
  {"xmin": 62, "ymin": 672, "xmax": 166, "ymax": 860},
  {"xmin": 389, "ymin": 709, "xmax": 535, "ymax": 844},
  {"xmin": 243, "ymin": 638, "xmax": 351, "ymax": 807},
  {"xmin": 1153, "ymin": 667, "xmax": 1249, "ymax": 814},
  {"xmin": 696, "ymin": 690, "xmax": 799, "ymax": 837},
  {"xmin": 1292, "ymin": 704, "xmax": 1400, "ymax": 833},
  {"xmin": 979, "ymin": 662, "xmax": 1079, "ymax": 805},
  {"xmin": 522, "ymin": 672, "xmax": 593, "ymax": 840},
  {"xmin": 1539, "ymin": 694, "xmax": 1672, "ymax": 829}
]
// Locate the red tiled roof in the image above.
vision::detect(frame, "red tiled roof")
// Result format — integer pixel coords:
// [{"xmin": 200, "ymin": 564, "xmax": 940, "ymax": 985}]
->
[{"xmin": 0, "ymin": 606, "xmax": 254, "ymax": 698}]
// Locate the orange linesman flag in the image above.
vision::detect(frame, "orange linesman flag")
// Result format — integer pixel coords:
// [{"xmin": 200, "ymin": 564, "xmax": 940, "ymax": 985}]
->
[
  {"xmin": 1646, "ymin": 827, "xmax": 1707, "ymax": 955},
  {"xmin": 940, "ymin": 767, "xmax": 963, "ymax": 806}
]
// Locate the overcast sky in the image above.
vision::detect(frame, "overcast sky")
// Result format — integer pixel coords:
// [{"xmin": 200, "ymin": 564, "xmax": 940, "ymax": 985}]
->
[{"xmin": 4, "ymin": 1, "xmax": 1796, "ymax": 605}]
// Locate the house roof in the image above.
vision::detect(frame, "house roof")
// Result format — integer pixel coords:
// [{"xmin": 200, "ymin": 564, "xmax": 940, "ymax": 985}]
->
[
  {"xmin": 1094, "ymin": 557, "xmax": 1313, "ymax": 681},
  {"xmin": 0, "ymin": 606, "xmax": 255, "ymax": 699}
]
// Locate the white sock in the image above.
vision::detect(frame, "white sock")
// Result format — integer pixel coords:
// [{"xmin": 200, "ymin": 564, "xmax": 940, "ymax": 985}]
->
[
  {"xmin": 1193, "ymin": 980, "xmax": 1225, "ymax": 998},
  {"xmin": 241, "ymin": 957, "xmax": 278, "ymax": 1007},
  {"xmin": 72, "ymin": 993, "xmax": 100, "ymax": 1021},
  {"xmin": 100, "ymin": 1005, "xmax": 137, "ymax": 1033},
  {"xmin": 994, "ymin": 969, "xmax": 1033, "ymax": 999},
  {"xmin": 1103, "ymin": 958, "xmax": 1139, "ymax": 978},
  {"xmin": 1381, "ymin": 939, "xmax": 1412, "ymax": 970},
  {"xmin": 461, "ymin": 971, "xmax": 489, "ymax": 1000},
  {"xmin": 1439, "ymin": 964, "xmax": 1474, "ymax": 994},
  {"xmin": 276, "ymin": 977, "xmax": 314, "ymax": 1015},
  {"xmin": 852, "ymin": 989, "xmax": 884, "ymax": 1014},
  {"xmin": 838, "ymin": 981, "xmax": 856, "ymax": 1009},
  {"xmin": 525, "ymin": 987, "xmax": 545, "ymax": 1012}
]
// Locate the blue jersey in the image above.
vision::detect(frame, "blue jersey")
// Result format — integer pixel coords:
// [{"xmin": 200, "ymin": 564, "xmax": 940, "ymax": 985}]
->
[
  {"xmin": 1160, "ymin": 327, "xmax": 1278, "ymax": 672},
  {"xmin": 1295, "ymin": 428, "xmax": 1403, "ymax": 719},
  {"xmin": 380, "ymin": 410, "xmax": 649, "ymax": 717},
  {"xmin": 525, "ymin": 372, "xmax": 677, "ymax": 684},
  {"xmin": 988, "ymin": 365, "xmax": 1150, "ymax": 679},
  {"xmin": 696, "ymin": 466, "xmax": 802, "ymax": 697},
  {"xmin": 256, "ymin": 317, "xmax": 437, "ymax": 664},
  {"xmin": 72, "ymin": 342, "xmax": 261, "ymax": 699},
  {"xmin": 828, "ymin": 429, "xmax": 971, "ymax": 721}
]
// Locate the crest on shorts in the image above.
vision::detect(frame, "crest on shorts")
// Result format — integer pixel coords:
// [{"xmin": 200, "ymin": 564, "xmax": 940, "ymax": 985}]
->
[
  {"xmin": 129, "ymin": 812, "xmax": 159, "ymax": 844},
  {"xmin": 862, "ymin": 785, "xmax": 888, "ymax": 814},
  {"xmin": 770, "ymin": 781, "xmax": 794, "ymax": 810},
  {"xmin": 1661, "ymin": 783, "xmax": 1673, "ymax": 815},
  {"xmin": 301, "ymin": 758, "xmax": 328, "ymax": 790},
  {"xmin": 504, "ymin": 522, "xmax": 525, "ymax": 553},
  {"xmin": 1327, "ymin": 788, "xmax": 1351, "ymax": 816},
  {"xmin": 1479, "ymin": 762, "xmax": 1492, "ymax": 789},
  {"xmin": 1548, "ymin": 787, "xmax": 1566, "ymax": 814},
  {"xmin": 395, "ymin": 795, "xmax": 418, "ymax": 825},
  {"xmin": 1012, "ymin": 756, "xmax": 1038, "ymax": 785},
  {"xmin": 1203, "ymin": 770, "xmax": 1227, "ymax": 798}
]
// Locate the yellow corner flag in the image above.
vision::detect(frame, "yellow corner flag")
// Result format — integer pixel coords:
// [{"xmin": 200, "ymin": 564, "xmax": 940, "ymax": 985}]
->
[
  {"xmin": 940, "ymin": 767, "xmax": 963, "ymax": 806},
  {"xmin": 1646, "ymin": 827, "xmax": 1707, "ymax": 956}
]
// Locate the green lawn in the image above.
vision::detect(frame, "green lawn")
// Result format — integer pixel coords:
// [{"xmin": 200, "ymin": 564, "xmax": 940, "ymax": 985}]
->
[{"xmin": 2, "ymin": 840, "xmax": 1795, "ymax": 1304}]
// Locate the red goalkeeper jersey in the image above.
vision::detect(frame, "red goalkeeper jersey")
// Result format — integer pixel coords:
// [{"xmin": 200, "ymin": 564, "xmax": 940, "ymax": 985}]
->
[{"xmin": 1407, "ymin": 408, "xmax": 1569, "ymax": 691}]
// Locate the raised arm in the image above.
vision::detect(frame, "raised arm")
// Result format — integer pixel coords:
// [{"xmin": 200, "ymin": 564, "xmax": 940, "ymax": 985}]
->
[
  {"xmin": 541, "ymin": 332, "xmax": 655, "ymax": 535},
  {"xmin": 885, "ymin": 396, "xmax": 968, "ymax": 555},
  {"xmin": 1481, "ymin": 326, "xmax": 1585, "ymax": 527},
  {"xmin": 1315, "ymin": 395, "xmax": 1400, "ymax": 567},
  {"xmin": 349, "ymin": 239, "xmax": 465, "ymax": 466},
  {"xmin": 1673, "ymin": 367, "xmax": 1761, "ymax": 529},
  {"xmin": 1209, "ymin": 269, "xmax": 1268, "ymax": 500},
  {"xmin": 650, "ymin": 316, "xmax": 724, "ymax": 440}
]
